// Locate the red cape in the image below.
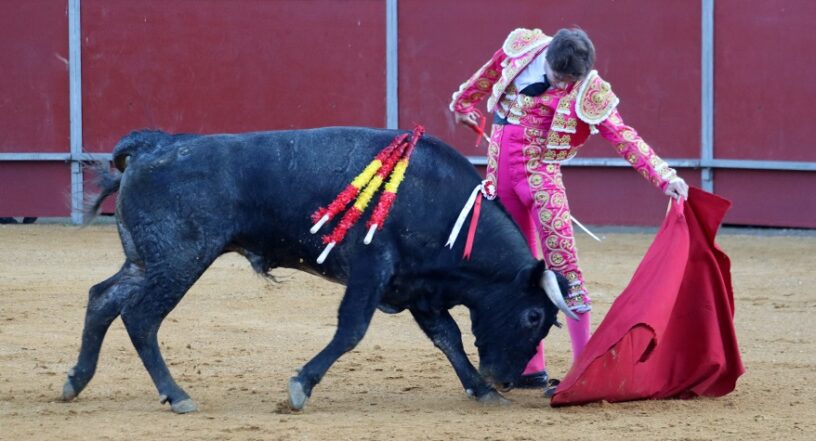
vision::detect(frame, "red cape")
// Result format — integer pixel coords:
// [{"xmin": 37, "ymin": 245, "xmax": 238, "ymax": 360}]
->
[{"xmin": 551, "ymin": 188, "xmax": 744, "ymax": 406}]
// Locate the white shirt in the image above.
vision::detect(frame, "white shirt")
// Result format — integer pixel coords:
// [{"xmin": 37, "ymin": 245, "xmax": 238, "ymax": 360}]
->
[{"xmin": 512, "ymin": 49, "xmax": 550, "ymax": 92}]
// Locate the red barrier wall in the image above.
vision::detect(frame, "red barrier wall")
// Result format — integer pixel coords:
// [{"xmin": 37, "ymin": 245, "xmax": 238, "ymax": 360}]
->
[
  {"xmin": 0, "ymin": 1, "xmax": 71, "ymax": 217},
  {"xmin": 399, "ymin": 0, "xmax": 701, "ymax": 225},
  {"xmin": 0, "ymin": 163, "xmax": 71, "ymax": 217},
  {"xmin": 400, "ymin": 0, "xmax": 701, "ymax": 158},
  {"xmin": 712, "ymin": 0, "xmax": 816, "ymax": 227},
  {"xmin": 0, "ymin": 1, "xmax": 813, "ymax": 227},
  {"xmin": 715, "ymin": 0, "xmax": 816, "ymax": 162},
  {"xmin": 0, "ymin": 1, "xmax": 70, "ymax": 153},
  {"xmin": 81, "ymin": 0, "xmax": 386, "ymax": 152}
]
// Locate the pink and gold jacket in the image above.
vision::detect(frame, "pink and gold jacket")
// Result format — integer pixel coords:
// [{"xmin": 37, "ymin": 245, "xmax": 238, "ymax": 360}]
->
[{"xmin": 449, "ymin": 28, "xmax": 679, "ymax": 192}]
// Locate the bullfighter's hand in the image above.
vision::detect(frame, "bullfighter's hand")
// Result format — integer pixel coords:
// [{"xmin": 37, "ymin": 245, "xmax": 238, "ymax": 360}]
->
[
  {"xmin": 454, "ymin": 111, "xmax": 479, "ymax": 128},
  {"xmin": 664, "ymin": 178, "xmax": 689, "ymax": 201}
]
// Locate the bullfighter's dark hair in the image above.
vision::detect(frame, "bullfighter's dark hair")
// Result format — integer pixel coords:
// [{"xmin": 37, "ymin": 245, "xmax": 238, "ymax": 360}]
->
[{"xmin": 546, "ymin": 28, "xmax": 596, "ymax": 81}]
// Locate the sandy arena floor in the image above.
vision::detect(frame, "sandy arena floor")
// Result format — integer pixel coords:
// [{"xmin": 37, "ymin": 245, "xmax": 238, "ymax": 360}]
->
[{"xmin": 0, "ymin": 224, "xmax": 814, "ymax": 440}]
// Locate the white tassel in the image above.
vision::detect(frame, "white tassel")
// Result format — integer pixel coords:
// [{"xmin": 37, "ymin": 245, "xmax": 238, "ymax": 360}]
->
[
  {"xmin": 310, "ymin": 214, "xmax": 330, "ymax": 234},
  {"xmin": 445, "ymin": 185, "xmax": 482, "ymax": 249},
  {"xmin": 364, "ymin": 224, "xmax": 378, "ymax": 245},
  {"xmin": 316, "ymin": 242, "xmax": 335, "ymax": 264},
  {"xmin": 570, "ymin": 215, "xmax": 602, "ymax": 242}
]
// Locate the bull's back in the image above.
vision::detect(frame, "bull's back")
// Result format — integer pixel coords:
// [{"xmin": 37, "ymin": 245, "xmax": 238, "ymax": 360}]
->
[
  {"xmin": 226, "ymin": 127, "xmax": 479, "ymax": 221},
  {"xmin": 117, "ymin": 127, "xmax": 483, "ymax": 276}
]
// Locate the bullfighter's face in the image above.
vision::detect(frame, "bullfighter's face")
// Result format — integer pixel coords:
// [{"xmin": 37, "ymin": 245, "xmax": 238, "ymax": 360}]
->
[
  {"xmin": 545, "ymin": 61, "xmax": 579, "ymax": 90},
  {"xmin": 471, "ymin": 265, "xmax": 571, "ymax": 389}
]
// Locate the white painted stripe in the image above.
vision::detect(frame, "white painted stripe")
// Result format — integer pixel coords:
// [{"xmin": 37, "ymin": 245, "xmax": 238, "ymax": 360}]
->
[
  {"xmin": 385, "ymin": 0, "xmax": 398, "ymax": 129},
  {"xmin": 701, "ymin": 0, "xmax": 715, "ymax": 192},
  {"xmin": 69, "ymin": 0, "xmax": 84, "ymax": 224}
]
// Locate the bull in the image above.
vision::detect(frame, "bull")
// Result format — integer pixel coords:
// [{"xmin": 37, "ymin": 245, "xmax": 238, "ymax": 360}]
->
[{"xmin": 62, "ymin": 127, "xmax": 575, "ymax": 413}]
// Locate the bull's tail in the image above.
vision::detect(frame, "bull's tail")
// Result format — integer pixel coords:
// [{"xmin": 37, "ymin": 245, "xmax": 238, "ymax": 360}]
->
[
  {"xmin": 83, "ymin": 129, "xmax": 187, "ymax": 225},
  {"xmin": 83, "ymin": 164, "xmax": 122, "ymax": 225}
]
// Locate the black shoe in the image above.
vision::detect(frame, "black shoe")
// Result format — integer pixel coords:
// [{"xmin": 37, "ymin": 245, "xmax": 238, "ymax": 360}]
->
[
  {"xmin": 516, "ymin": 371, "xmax": 550, "ymax": 389},
  {"xmin": 543, "ymin": 379, "xmax": 561, "ymax": 398}
]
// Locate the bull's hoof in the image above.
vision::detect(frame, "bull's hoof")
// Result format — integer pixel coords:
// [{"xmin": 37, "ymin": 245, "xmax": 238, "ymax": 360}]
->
[
  {"xmin": 287, "ymin": 377, "xmax": 308, "ymax": 411},
  {"xmin": 62, "ymin": 379, "xmax": 78, "ymax": 402},
  {"xmin": 476, "ymin": 390, "xmax": 510, "ymax": 406},
  {"xmin": 170, "ymin": 399, "xmax": 198, "ymax": 414}
]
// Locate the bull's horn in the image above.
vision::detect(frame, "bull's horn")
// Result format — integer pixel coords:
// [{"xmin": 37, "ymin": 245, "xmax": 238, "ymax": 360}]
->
[{"xmin": 542, "ymin": 270, "xmax": 579, "ymax": 321}]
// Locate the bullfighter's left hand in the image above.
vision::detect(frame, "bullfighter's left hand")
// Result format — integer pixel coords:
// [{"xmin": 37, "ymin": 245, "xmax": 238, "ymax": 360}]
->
[{"xmin": 664, "ymin": 178, "xmax": 689, "ymax": 201}]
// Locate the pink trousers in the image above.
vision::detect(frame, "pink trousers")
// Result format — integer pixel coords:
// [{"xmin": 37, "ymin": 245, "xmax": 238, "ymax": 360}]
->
[{"xmin": 486, "ymin": 124, "xmax": 592, "ymax": 373}]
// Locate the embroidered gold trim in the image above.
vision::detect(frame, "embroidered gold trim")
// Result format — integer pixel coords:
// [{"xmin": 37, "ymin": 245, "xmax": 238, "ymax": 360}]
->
[
  {"xmin": 552, "ymin": 113, "xmax": 578, "ymax": 133},
  {"xmin": 547, "ymin": 131, "xmax": 571, "ymax": 149},
  {"xmin": 502, "ymin": 28, "xmax": 552, "ymax": 57},
  {"xmin": 449, "ymin": 56, "xmax": 495, "ymax": 112},
  {"xmin": 575, "ymin": 70, "xmax": 620, "ymax": 124},
  {"xmin": 487, "ymin": 48, "xmax": 542, "ymax": 112},
  {"xmin": 523, "ymin": 145, "xmax": 541, "ymax": 159},
  {"xmin": 637, "ymin": 140, "xmax": 651, "ymax": 154},
  {"xmin": 484, "ymin": 124, "xmax": 503, "ymax": 190}
]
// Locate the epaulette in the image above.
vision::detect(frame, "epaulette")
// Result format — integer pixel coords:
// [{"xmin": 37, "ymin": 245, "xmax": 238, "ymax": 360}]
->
[
  {"xmin": 575, "ymin": 70, "xmax": 619, "ymax": 125},
  {"xmin": 502, "ymin": 28, "xmax": 552, "ymax": 58}
]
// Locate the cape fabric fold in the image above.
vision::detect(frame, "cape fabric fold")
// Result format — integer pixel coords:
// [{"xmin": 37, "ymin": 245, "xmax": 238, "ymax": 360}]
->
[{"xmin": 551, "ymin": 188, "xmax": 744, "ymax": 406}]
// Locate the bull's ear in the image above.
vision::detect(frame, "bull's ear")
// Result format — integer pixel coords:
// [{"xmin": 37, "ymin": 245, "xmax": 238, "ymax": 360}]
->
[
  {"xmin": 521, "ymin": 261, "xmax": 568, "ymax": 295},
  {"xmin": 528, "ymin": 260, "xmax": 549, "ymax": 289}
]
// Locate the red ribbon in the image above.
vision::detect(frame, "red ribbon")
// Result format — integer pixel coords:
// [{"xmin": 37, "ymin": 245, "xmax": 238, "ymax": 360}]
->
[
  {"xmin": 471, "ymin": 110, "xmax": 487, "ymax": 148},
  {"xmin": 462, "ymin": 194, "xmax": 483, "ymax": 260}
]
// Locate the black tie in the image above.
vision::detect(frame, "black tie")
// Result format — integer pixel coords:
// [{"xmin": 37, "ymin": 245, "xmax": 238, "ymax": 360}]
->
[{"xmin": 519, "ymin": 75, "xmax": 551, "ymax": 97}]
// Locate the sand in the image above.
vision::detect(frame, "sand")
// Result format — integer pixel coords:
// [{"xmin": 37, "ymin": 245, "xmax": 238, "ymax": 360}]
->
[{"xmin": 1, "ymin": 224, "xmax": 813, "ymax": 440}]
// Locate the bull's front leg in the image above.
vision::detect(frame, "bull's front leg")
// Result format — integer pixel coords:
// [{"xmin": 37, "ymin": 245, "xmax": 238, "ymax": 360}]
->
[
  {"xmin": 288, "ymin": 255, "xmax": 391, "ymax": 411},
  {"xmin": 409, "ymin": 308, "xmax": 508, "ymax": 405}
]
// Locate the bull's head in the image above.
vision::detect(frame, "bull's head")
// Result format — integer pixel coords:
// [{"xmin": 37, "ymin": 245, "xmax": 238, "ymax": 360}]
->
[{"xmin": 470, "ymin": 261, "xmax": 576, "ymax": 389}]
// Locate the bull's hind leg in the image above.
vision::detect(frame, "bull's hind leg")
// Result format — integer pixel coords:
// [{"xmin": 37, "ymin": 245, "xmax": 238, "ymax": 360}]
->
[
  {"xmin": 63, "ymin": 261, "xmax": 144, "ymax": 401},
  {"xmin": 288, "ymin": 255, "xmax": 392, "ymax": 411},
  {"xmin": 119, "ymin": 248, "xmax": 221, "ymax": 414}
]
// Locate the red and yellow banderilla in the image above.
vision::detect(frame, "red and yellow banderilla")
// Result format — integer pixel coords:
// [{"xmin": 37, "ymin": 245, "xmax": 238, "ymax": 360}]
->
[
  {"xmin": 311, "ymin": 125, "xmax": 424, "ymax": 264},
  {"xmin": 363, "ymin": 125, "xmax": 424, "ymax": 244},
  {"xmin": 310, "ymin": 133, "xmax": 408, "ymax": 233}
]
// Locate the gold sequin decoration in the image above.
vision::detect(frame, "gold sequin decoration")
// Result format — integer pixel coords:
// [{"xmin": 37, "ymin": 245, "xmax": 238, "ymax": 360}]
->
[
  {"xmin": 547, "ymin": 131, "xmax": 571, "ymax": 147},
  {"xmin": 523, "ymin": 145, "xmax": 540, "ymax": 159},
  {"xmin": 552, "ymin": 113, "xmax": 578, "ymax": 133},
  {"xmin": 637, "ymin": 140, "xmax": 650, "ymax": 154}
]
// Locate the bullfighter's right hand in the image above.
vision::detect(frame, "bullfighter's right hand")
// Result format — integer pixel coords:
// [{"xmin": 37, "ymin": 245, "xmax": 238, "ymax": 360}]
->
[{"xmin": 454, "ymin": 111, "xmax": 480, "ymax": 128}]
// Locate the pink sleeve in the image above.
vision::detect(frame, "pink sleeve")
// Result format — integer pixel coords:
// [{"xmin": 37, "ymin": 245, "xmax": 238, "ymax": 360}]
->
[
  {"xmin": 597, "ymin": 109, "xmax": 679, "ymax": 192},
  {"xmin": 449, "ymin": 48, "xmax": 506, "ymax": 114}
]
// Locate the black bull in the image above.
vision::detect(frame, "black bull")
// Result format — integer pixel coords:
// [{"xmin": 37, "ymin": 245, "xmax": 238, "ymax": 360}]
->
[{"xmin": 63, "ymin": 127, "xmax": 576, "ymax": 413}]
